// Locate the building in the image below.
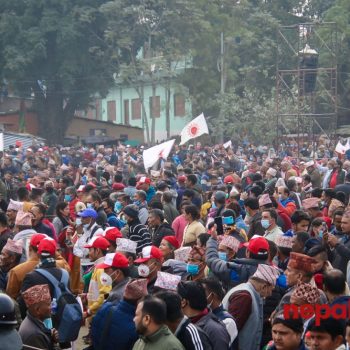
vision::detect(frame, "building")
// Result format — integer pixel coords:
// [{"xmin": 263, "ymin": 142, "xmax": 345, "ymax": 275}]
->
[
  {"xmin": 98, "ymin": 53, "xmax": 193, "ymax": 143},
  {"xmin": 0, "ymin": 96, "xmax": 144, "ymax": 145}
]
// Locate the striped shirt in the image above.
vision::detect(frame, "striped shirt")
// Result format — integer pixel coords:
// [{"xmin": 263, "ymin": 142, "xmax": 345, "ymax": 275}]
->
[{"xmin": 128, "ymin": 221, "xmax": 151, "ymax": 254}]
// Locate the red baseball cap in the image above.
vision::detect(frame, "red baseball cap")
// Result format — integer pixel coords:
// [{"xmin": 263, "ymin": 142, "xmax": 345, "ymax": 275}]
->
[
  {"xmin": 135, "ymin": 246, "xmax": 163, "ymax": 263},
  {"xmin": 30, "ymin": 233, "xmax": 47, "ymax": 248},
  {"xmin": 224, "ymin": 175, "xmax": 234, "ymax": 184},
  {"xmin": 136, "ymin": 176, "xmax": 151, "ymax": 188},
  {"xmin": 38, "ymin": 238, "xmax": 57, "ymax": 256},
  {"xmin": 84, "ymin": 236, "xmax": 110, "ymax": 250},
  {"xmin": 112, "ymin": 183, "xmax": 125, "ymax": 191},
  {"xmin": 96, "ymin": 252, "xmax": 129, "ymax": 269},
  {"xmin": 103, "ymin": 227, "xmax": 123, "ymax": 242},
  {"xmin": 163, "ymin": 236, "xmax": 180, "ymax": 250},
  {"xmin": 243, "ymin": 235, "xmax": 269, "ymax": 255},
  {"xmin": 177, "ymin": 175, "xmax": 187, "ymax": 183}
]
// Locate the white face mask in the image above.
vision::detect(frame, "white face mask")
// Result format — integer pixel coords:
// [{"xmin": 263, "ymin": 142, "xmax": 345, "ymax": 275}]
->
[
  {"xmin": 138, "ymin": 263, "xmax": 155, "ymax": 278},
  {"xmin": 138, "ymin": 264, "xmax": 150, "ymax": 278},
  {"xmin": 100, "ymin": 272, "xmax": 112, "ymax": 286},
  {"xmin": 76, "ymin": 218, "xmax": 82, "ymax": 226}
]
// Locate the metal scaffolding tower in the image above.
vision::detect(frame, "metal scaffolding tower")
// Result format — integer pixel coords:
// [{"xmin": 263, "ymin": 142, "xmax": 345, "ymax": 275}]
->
[{"xmin": 276, "ymin": 22, "xmax": 338, "ymax": 156}]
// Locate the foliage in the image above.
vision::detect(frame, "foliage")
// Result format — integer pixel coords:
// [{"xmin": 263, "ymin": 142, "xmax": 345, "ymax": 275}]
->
[{"xmin": 0, "ymin": 0, "xmax": 114, "ymax": 143}]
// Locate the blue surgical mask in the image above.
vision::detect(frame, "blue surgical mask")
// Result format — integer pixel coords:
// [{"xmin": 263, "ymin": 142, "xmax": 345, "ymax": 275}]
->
[
  {"xmin": 86, "ymin": 203, "xmax": 94, "ymax": 209},
  {"xmin": 186, "ymin": 263, "xmax": 199, "ymax": 275},
  {"xmin": 64, "ymin": 194, "xmax": 72, "ymax": 202},
  {"xmin": 261, "ymin": 219, "xmax": 270, "ymax": 229},
  {"xmin": 211, "ymin": 202, "xmax": 217, "ymax": 209},
  {"xmin": 318, "ymin": 230, "xmax": 323, "ymax": 238},
  {"xmin": 276, "ymin": 274, "xmax": 287, "ymax": 288},
  {"xmin": 134, "ymin": 200, "xmax": 141, "ymax": 206},
  {"xmin": 114, "ymin": 201, "xmax": 123, "ymax": 213},
  {"xmin": 43, "ymin": 317, "xmax": 53, "ymax": 330},
  {"xmin": 218, "ymin": 252, "xmax": 227, "ymax": 261}
]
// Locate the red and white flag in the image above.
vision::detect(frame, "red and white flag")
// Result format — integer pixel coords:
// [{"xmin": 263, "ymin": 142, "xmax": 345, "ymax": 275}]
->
[
  {"xmin": 179, "ymin": 113, "xmax": 209, "ymax": 145},
  {"xmin": 142, "ymin": 139, "xmax": 175, "ymax": 170},
  {"xmin": 335, "ymin": 138, "xmax": 350, "ymax": 155}
]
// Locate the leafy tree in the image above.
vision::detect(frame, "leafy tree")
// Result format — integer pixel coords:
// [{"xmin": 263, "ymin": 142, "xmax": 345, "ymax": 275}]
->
[
  {"xmin": 101, "ymin": 0, "xmax": 206, "ymax": 144},
  {"xmin": 0, "ymin": 0, "xmax": 114, "ymax": 143}
]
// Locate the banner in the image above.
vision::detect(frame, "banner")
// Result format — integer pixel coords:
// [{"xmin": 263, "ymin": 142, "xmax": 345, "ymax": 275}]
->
[
  {"xmin": 143, "ymin": 139, "xmax": 175, "ymax": 170},
  {"xmin": 179, "ymin": 113, "xmax": 209, "ymax": 145}
]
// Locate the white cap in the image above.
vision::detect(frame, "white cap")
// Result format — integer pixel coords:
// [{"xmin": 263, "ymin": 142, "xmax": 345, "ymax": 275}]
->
[{"xmin": 116, "ymin": 238, "xmax": 137, "ymax": 254}]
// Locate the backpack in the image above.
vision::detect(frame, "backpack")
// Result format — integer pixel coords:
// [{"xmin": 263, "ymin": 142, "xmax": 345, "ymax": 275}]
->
[{"xmin": 36, "ymin": 268, "xmax": 83, "ymax": 343}]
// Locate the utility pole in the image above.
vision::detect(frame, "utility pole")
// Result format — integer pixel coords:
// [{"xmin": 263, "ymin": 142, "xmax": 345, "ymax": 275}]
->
[{"xmin": 218, "ymin": 32, "xmax": 225, "ymax": 144}]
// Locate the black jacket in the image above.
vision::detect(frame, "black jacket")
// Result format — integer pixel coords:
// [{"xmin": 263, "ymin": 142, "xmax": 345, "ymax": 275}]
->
[
  {"xmin": 151, "ymin": 222, "xmax": 175, "ymax": 247},
  {"xmin": 175, "ymin": 316, "xmax": 213, "ymax": 350}
]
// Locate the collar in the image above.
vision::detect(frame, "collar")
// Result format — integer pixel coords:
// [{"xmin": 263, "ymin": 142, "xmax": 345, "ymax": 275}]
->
[
  {"xmin": 140, "ymin": 325, "xmax": 169, "ymax": 343},
  {"xmin": 189, "ymin": 308, "xmax": 209, "ymax": 323},
  {"xmin": 94, "ymin": 256, "xmax": 105, "ymax": 266}
]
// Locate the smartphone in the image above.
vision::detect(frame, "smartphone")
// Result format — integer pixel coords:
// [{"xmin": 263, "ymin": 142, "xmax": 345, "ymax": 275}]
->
[
  {"xmin": 214, "ymin": 216, "xmax": 224, "ymax": 235},
  {"xmin": 222, "ymin": 216, "xmax": 235, "ymax": 225}
]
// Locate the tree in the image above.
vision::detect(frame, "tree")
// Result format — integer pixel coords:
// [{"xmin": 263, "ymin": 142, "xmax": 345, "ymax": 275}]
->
[
  {"xmin": 0, "ymin": 0, "xmax": 114, "ymax": 144},
  {"xmin": 101, "ymin": 0, "xmax": 207, "ymax": 144}
]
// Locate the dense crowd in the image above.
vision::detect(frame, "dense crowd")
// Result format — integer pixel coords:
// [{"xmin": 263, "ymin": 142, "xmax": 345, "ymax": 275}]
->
[{"xmin": 0, "ymin": 139, "xmax": 350, "ymax": 350}]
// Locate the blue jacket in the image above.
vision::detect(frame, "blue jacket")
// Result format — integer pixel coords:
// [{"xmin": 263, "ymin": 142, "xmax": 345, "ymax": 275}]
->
[
  {"xmin": 146, "ymin": 186, "xmax": 156, "ymax": 203},
  {"xmin": 92, "ymin": 300, "xmax": 138, "ymax": 350}
]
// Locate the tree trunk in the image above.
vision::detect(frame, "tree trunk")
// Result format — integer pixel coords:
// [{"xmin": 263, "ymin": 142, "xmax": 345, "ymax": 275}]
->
[
  {"xmin": 136, "ymin": 84, "xmax": 150, "ymax": 145},
  {"xmin": 35, "ymin": 92, "xmax": 77, "ymax": 145}
]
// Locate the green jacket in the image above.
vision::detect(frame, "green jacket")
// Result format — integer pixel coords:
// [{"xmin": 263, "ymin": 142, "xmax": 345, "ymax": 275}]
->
[{"xmin": 132, "ymin": 325, "xmax": 184, "ymax": 350}]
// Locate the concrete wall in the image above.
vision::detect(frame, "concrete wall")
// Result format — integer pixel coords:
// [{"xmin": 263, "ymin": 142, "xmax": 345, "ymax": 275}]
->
[{"xmin": 66, "ymin": 117, "xmax": 144, "ymax": 142}]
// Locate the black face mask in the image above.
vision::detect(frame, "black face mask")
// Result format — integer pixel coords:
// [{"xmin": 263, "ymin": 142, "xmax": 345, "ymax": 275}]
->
[{"xmin": 46, "ymin": 187, "xmax": 54, "ymax": 193}]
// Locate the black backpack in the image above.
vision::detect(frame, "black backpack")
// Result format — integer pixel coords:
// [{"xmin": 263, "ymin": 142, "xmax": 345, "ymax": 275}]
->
[{"xmin": 36, "ymin": 268, "xmax": 83, "ymax": 343}]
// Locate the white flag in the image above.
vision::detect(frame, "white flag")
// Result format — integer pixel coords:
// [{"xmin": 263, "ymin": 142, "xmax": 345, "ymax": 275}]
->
[
  {"xmin": 143, "ymin": 139, "xmax": 175, "ymax": 170},
  {"xmin": 335, "ymin": 139, "xmax": 350, "ymax": 155},
  {"xmin": 179, "ymin": 113, "xmax": 209, "ymax": 145},
  {"xmin": 223, "ymin": 140, "xmax": 232, "ymax": 149}
]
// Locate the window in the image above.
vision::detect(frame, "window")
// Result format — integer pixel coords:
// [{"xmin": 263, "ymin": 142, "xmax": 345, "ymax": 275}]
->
[
  {"xmin": 90, "ymin": 129, "xmax": 106, "ymax": 136},
  {"xmin": 107, "ymin": 100, "xmax": 116, "ymax": 121},
  {"xmin": 174, "ymin": 94, "xmax": 185, "ymax": 116},
  {"xmin": 95, "ymin": 99, "xmax": 102, "ymax": 120},
  {"xmin": 149, "ymin": 96, "xmax": 160, "ymax": 118},
  {"xmin": 132, "ymin": 98, "xmax": 141, "ymax": 120},
  {"xmin": 124, "ymin": 99, "xmax": 130, "ymax": 124}
]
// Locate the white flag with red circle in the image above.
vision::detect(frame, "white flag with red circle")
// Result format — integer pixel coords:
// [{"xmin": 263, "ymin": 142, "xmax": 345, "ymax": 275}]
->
[
  {"xmin": 179, "ymin": 113, "xmax": 209, "ymax": 145},
  {"xmin": 143, "ymin": 139, "xmax": 176, "ymax": 170}
]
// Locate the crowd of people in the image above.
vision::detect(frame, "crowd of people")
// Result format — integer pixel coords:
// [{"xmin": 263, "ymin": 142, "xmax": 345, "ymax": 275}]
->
[{"xmin": 0, "ymin": 139, "xmax": 350, "ymax": 350}]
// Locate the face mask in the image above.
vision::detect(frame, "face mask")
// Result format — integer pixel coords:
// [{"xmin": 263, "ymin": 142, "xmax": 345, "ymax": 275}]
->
[
  {"xmin": 76, "ymin": 218, "xmax": 82, "ymax": 226},
  {"xmin": 138, "ymin": 264, "xmax": 152, "ymax": 278},
  {"xmin": 134, "ymin": 200, "xmax": 141, "ymax": 206},
  {"xmin": 278, "ymin": 195, "xmax": 283, "ymax": 201},
  {"xmin": 211, "ymin": 202, "xmax": 217, "ymax": 209},
  {"xmin": 114, "ymin": 201, "xmax": 123, "ymax": 213},
  {"xmin": 320, "ymin": 201, "xmax": 325, "ymax": 207},
  {"xmin": 86, "ymin": 203, "xmax": 94, "ymax": 209},
  {"xmin": 207, "ymin": 292, "xmax": 213, "ymax": 309},
  {"xmin": 64, "ymin": 194, "xmax": 72, "ymax": 202},
  {"xmin": 100, "ymin": 272, "xmax": 113, "ymax": 286},
  {"xmin": 43, "ymin": 318, "xmax": 53, "ymax": 330},
  {"xmin": 186, "ymin": 263, "xmax": 199, "ymax": 275},
  {"xmin": 83, "ymin": 221, "xmax": 91, "ymax": 229},
  {"xmin": 318, "ymin": 230, "xmax": 323, "ymax": 238},
  {"xmin": 261, "ymin": 219, "xmax": 270, "ymax": 229},
  {"xmin": 218, "ymin": 252, "xmax": 227, "ymax": 261}
]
